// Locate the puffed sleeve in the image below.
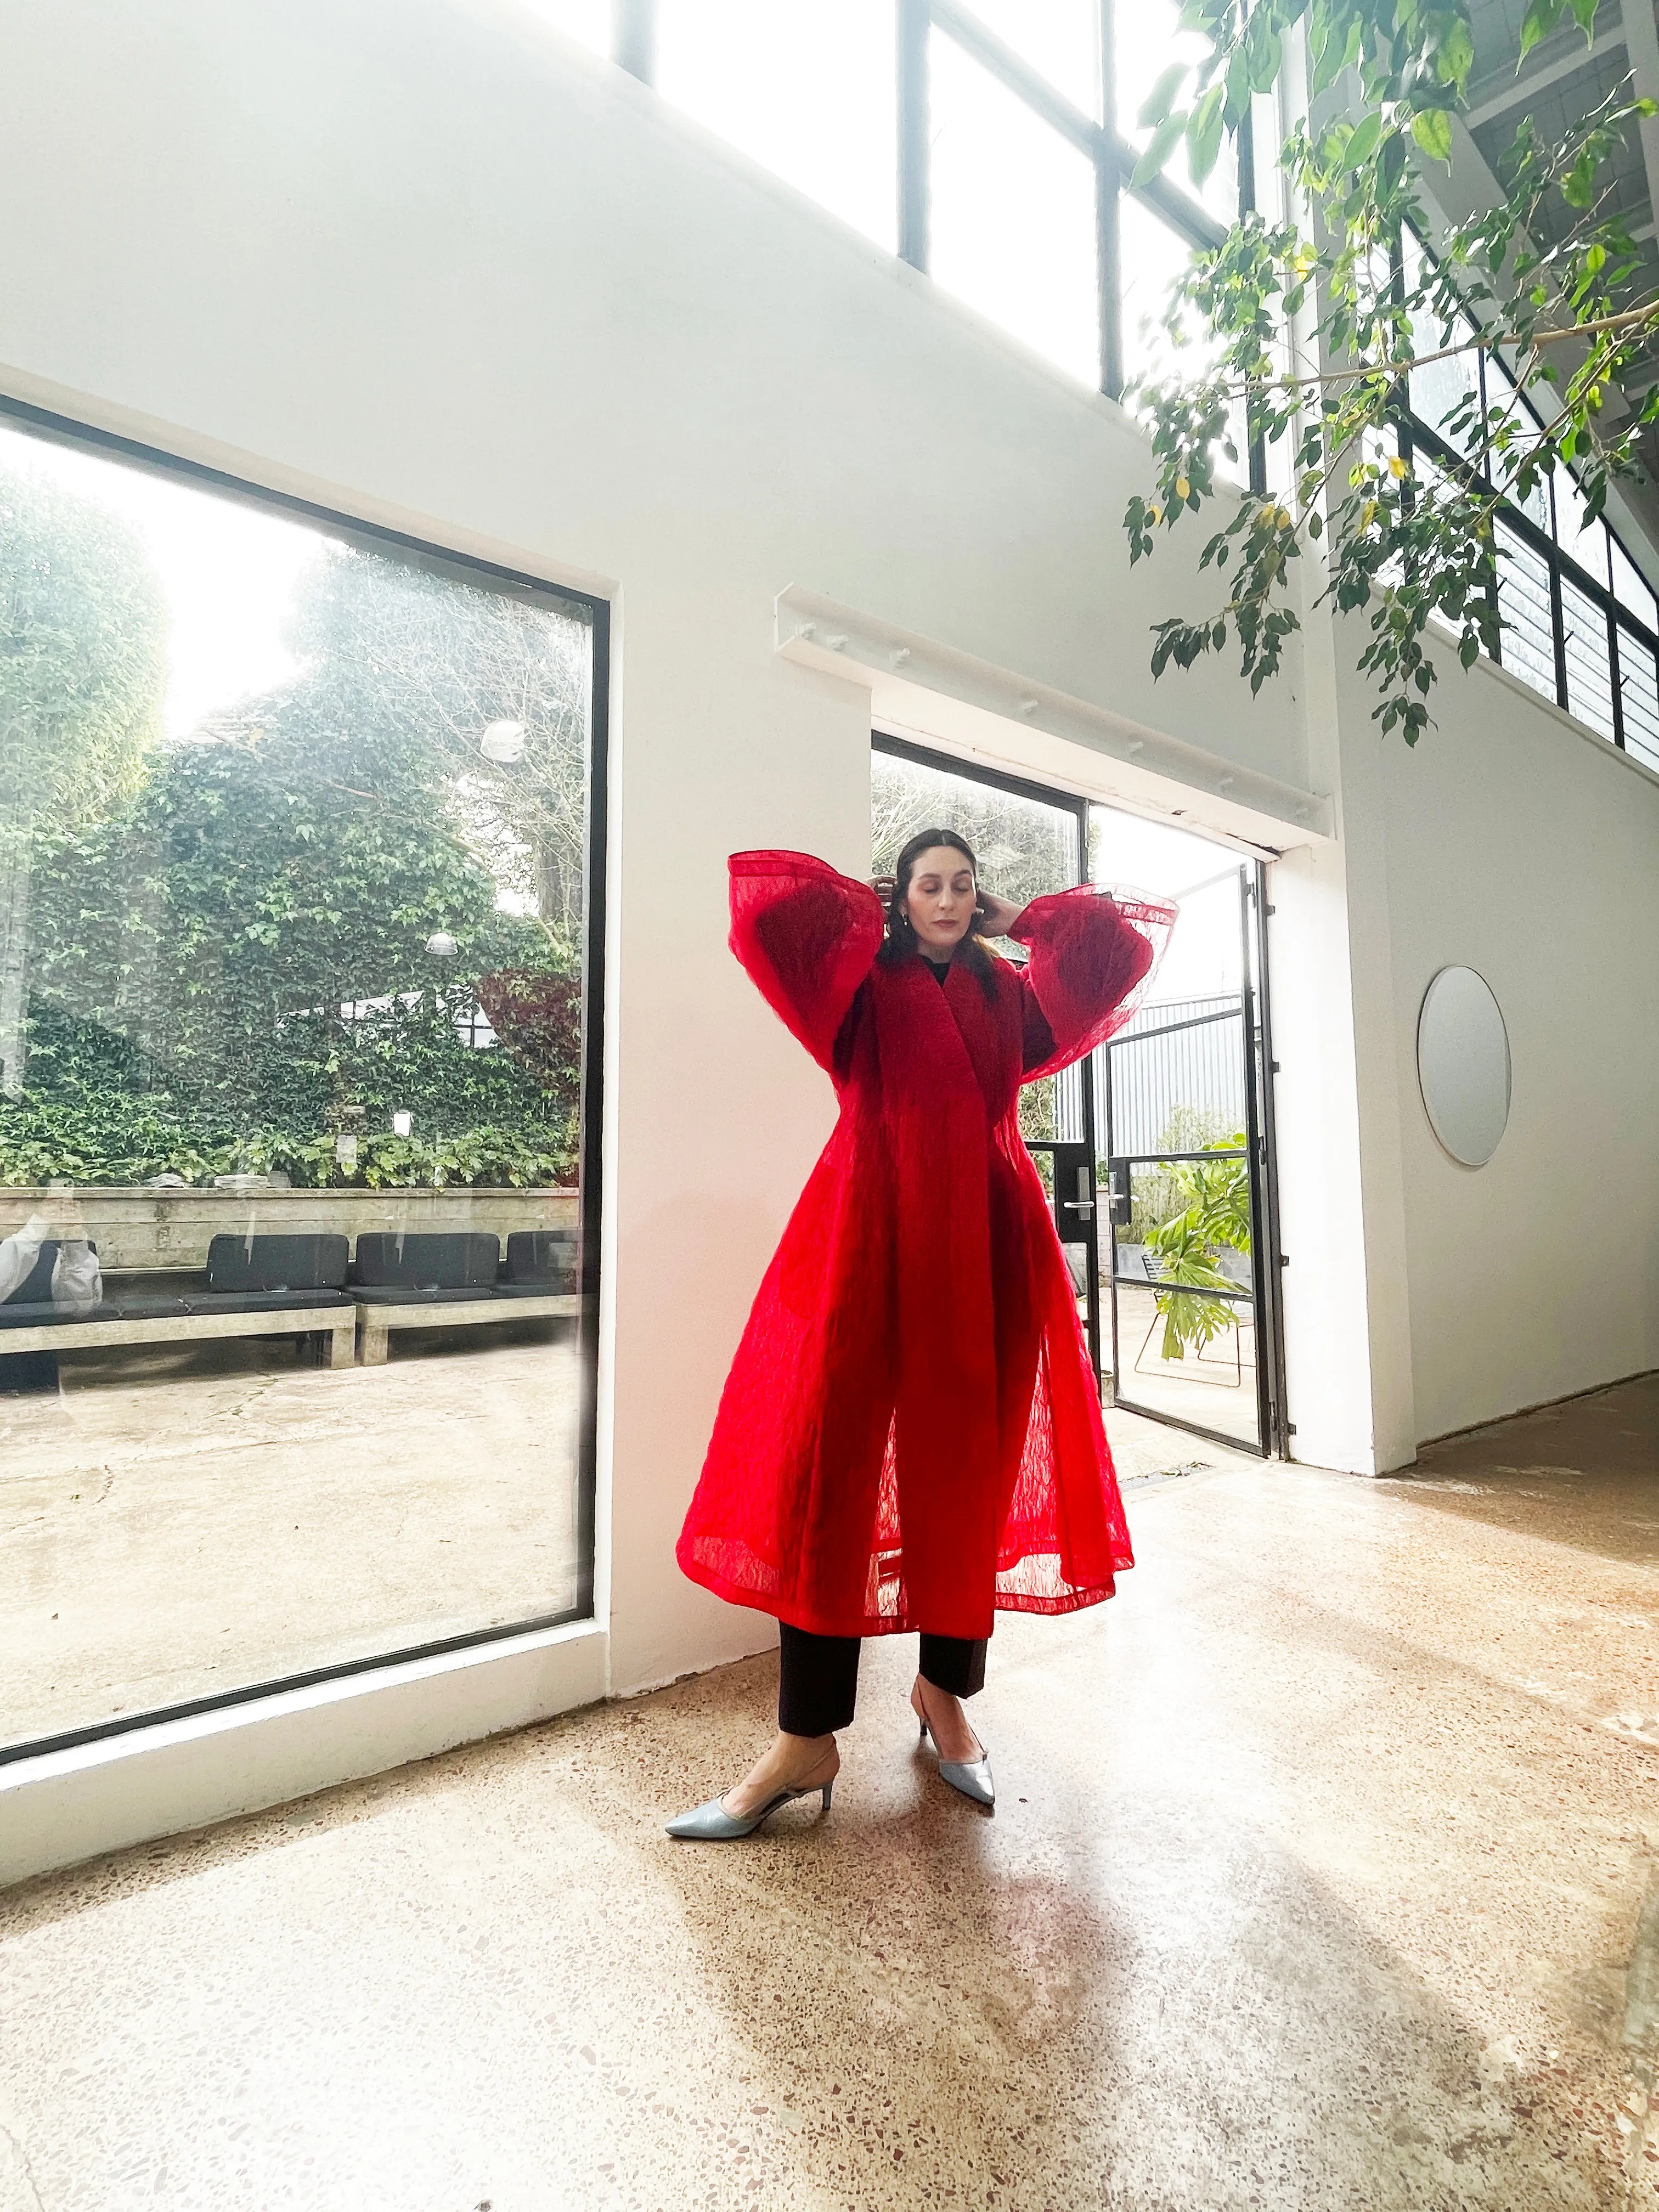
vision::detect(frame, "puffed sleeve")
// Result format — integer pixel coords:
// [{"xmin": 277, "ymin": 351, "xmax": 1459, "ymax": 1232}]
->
[
  {"xmin": 1012, "ymin": 884, "xmax": 1176, "ymax": 1081},
  {"xmin": 728, "ymin": 850, "xmax": 885, "ymax": 1075}
]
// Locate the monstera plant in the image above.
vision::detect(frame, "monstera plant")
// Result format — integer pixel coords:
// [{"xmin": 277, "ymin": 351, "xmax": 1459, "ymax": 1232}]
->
[{"xmin": 1147, "ymin": 1136, "xmax": 1252, "ymax": 1362}]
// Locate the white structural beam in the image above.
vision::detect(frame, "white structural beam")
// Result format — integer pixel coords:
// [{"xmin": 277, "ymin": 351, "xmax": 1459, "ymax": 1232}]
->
[
  {"xmin": 1619, "ymin": 0, "xmax": 1659, "ymax": 258},
  {"xmin": 774, "ymin": 586, "xmax": 1335, "ymax": 853},
  {"xmin": 1465, "ymin": 28, "xmax": 1627, "ymax": 128}
]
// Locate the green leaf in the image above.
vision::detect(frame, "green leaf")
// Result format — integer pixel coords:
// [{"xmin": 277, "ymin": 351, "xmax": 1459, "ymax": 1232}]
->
[
  {"xmin": 1561, "ymin": 148, "xmax": 1598, "ymax": 206},
  {"xmin": 1411, "ymin": 107, "xmax": 1454, "ymax": 162},
  {"xmin": 1187, "ymin": 83, "xmax": 1227, "ymax": 181},
  {"xmin": 1343, "ymin": 112, "xmax": 1385, "ymax": 169},
  {"xmin": 1434, "ymin": 18, "xmax": 1475, "ymax": 91},
  {"xmin": 1132, "ymin": 111, "xmax": 1188, "ymax": 188},
  {"xmin": 1245, "ymin": 18, "xmax": 1283, "ymax": 92},
  {"xmin": 1567, "ymin": 0, "xmax": 1597, "ymax": 34},
  {"xmin": 1518, "ymin": 0, "xmax": 1565, "ymax": 64},
  {"xmin": 1138, "ymin": 63, "xmax": 1188, "ymax": 131}
]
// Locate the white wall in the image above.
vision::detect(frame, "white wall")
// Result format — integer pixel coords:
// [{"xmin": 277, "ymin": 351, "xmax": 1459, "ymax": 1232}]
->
[
  {"xmin": 1364, "ymin": 647, "xmax": 1659, "ymax": 1440},
  {"xmin": 0, "ymin": 0, "xmax": 1650, "ymax": 1804}
]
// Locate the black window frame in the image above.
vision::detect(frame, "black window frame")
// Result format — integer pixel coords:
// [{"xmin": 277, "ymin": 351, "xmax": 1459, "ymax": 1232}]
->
[
  {"xmin": 1390, "ymin": 234, "xmax": 1659, "ymax": 766},
  {"xmin": 0, "ymin": 392, "xmax": 610, "ymax": 1769},
  {"xmin": 618, "ymin": 0, "xmax": 1240, "ymax": 407}
]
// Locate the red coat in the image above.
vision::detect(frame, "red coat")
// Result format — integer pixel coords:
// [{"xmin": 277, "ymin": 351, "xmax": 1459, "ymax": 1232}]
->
[{"xmin": 677, "ymin": 851, "xmax": 1175, "ymax": 1641}]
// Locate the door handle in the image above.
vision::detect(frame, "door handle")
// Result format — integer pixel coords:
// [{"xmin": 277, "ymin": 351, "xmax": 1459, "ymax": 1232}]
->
[
  {"xmin": 1060, "ymin": 1164, "xmax": 1094, "ymax": 1221},
  {"xmin": 1105, "ymin": 1161, "xmax": 1132, "ymax": 1227}
]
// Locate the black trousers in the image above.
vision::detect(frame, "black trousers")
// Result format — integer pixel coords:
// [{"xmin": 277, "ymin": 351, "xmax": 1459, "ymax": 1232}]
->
[{"xmin": 778, "ymin": 1622, "xmax": 988, "ymax": 1737}]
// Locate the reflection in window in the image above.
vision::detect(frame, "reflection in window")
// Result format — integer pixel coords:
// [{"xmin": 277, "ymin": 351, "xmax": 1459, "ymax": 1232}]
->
[
  {"xmin": 929, "ymin": 26, "xmax": 1101, "ymax": 387},
  {"xmin": 1560, "ymin": 575, "xmax": 1616, "ymax": 739},
  {"xmin": 1494, "ymin": 518, "xmax": 1556, "ymax": 703},
  {"xmin": 1611, "ymin": 538, "xmax": 1657, "ymax": 628},
  {"xmin": 657, "ymin": 0, "xmax": 898, "ymax": 250},
  {"xmin": 1551, "ymin": 464, "xmax": 1609, "ymax": 583},
  {"xmin": 963, "ymin": 0, "xmax": 1102, "ymax": 119},
  {"xmin": 1618, "ymin": 633, "xmax": 1659, "ymax": 770},
  {"xmin": 1407, "ymin": 328, "xmax": 1483, "ymax": 464},
  {"xmin": 0, "ymin": 420, "xmax": 600, "ymax": 1754}
]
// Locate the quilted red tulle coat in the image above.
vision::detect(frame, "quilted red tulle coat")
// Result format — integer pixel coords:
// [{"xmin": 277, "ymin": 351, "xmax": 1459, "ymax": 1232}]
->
[{"xmin": 676, "ymin": 851, "xmax": 1175, "ymax": 1641}]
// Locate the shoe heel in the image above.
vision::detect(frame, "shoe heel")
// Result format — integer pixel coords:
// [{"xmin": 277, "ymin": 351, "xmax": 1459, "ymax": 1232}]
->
[{"xmin": 820, "ymin": 1779, "xmax": 834, "ymax": 1813}]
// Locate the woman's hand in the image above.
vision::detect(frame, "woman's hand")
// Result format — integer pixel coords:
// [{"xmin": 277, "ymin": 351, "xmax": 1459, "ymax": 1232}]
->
[{"xmin": 974, "ymin": 890, "xmax": 1023, "ymax": 938}]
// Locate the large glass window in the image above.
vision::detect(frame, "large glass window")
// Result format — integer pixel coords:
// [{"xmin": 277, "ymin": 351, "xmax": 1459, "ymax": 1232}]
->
[
  {"xmin": 929, "ymin": 26, "xmax": 1101, "ymax": 386},
  {"xmin": 0, "ymin": 415, "xmax": 604, "ymax": 1758},
  {"xmin": 656, "ymin": 0, "xmax": 898, "ymax": 250},
  {"xmin": 1399, "ymin": 230, "xmax": 1659, "ymax": 767},
  {"xmin": 1115, "ymin": 0, "xmax": 1239, "ymax": 225},
  {"xmin": 610, "ymin": 3, "xmax": 1235, "ymax": 407},
  {"xmin": 966, "ymin": 0, "xmax": 1103, "ymax": 117}
]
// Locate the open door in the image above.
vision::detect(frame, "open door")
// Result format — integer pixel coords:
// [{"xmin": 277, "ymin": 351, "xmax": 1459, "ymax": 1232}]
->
[{"xmin": 871, "ymin": 741, "xmax": 1286, "ymax": 1458}]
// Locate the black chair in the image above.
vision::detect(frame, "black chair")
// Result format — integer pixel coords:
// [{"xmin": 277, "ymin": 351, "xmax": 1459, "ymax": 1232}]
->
[
  {"xmin": 350, "ymin": 1232, "xmax": 502, "ymax": 1304},
  {"xmin": 199, "ymin": 1233, "xmax": 352, "ymax": 1312},
  {"xmin": 498, "ymin": 1228, "xmax": 579, "ymax": 1296}
]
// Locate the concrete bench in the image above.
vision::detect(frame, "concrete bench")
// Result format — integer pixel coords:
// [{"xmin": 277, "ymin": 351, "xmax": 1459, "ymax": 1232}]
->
[
  {"xmin": 348, "ymin": 1230, "xmax": 579, "ymax": 1364},
  {"xmin": 351, "ymin": 1288, "xmax": 582, "ymax": 1365},
  {"xmin": 0, "ymin": 1296, "xmax": 358, "ymax": 1368}
]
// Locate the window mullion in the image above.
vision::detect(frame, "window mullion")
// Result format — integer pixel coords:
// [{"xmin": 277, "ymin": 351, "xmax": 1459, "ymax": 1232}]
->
[
  {"xmin": 898, "ymin": 0, "xmax": 930, "ymax": 271},
  {"xmin": 1549, "ymin": 549, "xmax": 1570, "ymax": 713},
  {"xmin": 614, "ymin": 0, "xmax": 656, "ymax": 84},
  {"xmin": 1097, "ymin": 0, "xmax": 1122, "ymax": 398},
  {"xmin": 1609, "ymin": 608, "xmax": 1627, "ymax": 749}
]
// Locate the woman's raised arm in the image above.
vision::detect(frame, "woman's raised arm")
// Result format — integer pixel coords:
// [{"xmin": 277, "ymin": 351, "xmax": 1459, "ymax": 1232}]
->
[
  {"xmin": 728, "ymin": 850, "xmax": 885, "ymax": 1074},
  {"xmin": 1011, "ymin": 884, "xmax": 1176, "ymax": 1080}
]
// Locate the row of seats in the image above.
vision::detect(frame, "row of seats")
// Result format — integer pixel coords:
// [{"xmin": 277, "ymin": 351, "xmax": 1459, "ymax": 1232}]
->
[{"xmin": 0, "ymin": 1230, "xmax": 579, "ymax": 1328}]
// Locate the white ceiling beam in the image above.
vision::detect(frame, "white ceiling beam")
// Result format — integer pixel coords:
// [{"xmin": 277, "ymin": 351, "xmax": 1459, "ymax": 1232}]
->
[
  {"xmin": 1465, "ymin": 27, "xmax": 1627, "ymax": 128},
  {"xmin": 1617, "ymin": 0, "xmax": 1659, "ymax": 251}
]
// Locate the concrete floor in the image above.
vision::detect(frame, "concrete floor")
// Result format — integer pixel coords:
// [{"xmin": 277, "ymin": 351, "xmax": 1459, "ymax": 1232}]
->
[
  {"xmin": 1107, "ymin": 1280, "xmax": 1260, "ymax": 1448},
  {"xmin": 0, "ymin": 1325, "xmax": 582, "ymax": 1750},
  {"xmin": 2, "ymin": 1379, "xmax": 1656, "ymax": 2210}
]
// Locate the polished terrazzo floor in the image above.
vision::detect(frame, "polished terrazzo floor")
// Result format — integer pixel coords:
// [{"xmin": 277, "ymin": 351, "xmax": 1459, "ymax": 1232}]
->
[{"xmin": 1, "ymin": 1379, "xmax": 1656, "ymax": 2210}]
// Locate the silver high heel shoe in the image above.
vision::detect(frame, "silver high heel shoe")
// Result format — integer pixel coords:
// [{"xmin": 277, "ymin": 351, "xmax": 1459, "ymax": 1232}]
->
[
  {"xmin": 665, "ymin": 1774, "xmax": 834, "ymax": 1840},
  {"xmin": 913, "ymin": 1685, "xmax": 995, "ymax": 1809}
]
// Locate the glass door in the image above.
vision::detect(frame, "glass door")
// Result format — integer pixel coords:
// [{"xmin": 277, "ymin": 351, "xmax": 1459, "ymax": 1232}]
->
[
  {"xmin": 1098, "ymin": 853, "xmax": 1285, "ymax": 1455},
  {"xmin": 871, "ymin": 735, "xmax": 1099, "ymax": 1370}
]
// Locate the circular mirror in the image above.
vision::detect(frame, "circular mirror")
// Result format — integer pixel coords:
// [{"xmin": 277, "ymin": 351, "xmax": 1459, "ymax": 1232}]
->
[{"xmin": 1417, "ymin": 966, "xmax": 1511, "ymax": 1167}]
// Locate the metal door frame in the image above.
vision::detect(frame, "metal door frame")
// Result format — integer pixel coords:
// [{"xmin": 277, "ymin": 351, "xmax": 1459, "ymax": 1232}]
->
[{"xmin": 1103, "ymin": 857, "xmax": 1287, "ymax": 1458}]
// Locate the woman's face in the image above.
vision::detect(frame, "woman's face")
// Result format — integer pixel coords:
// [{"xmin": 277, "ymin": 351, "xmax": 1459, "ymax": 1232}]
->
[{"xmin": 904, "ymin": 846, "xmax": 977, "ymax": 955}]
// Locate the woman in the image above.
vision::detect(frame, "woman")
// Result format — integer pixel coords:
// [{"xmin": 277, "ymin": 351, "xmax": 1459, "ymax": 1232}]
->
[{"xmin": 669, "ymin": 830, "xmax": 1173, "ymax": 1838}]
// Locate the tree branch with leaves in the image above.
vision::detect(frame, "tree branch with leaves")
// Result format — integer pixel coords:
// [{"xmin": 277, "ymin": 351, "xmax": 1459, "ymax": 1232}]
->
[{"xmin": 1124, "ymin": 0, "xmax": 1659, "ymax": 741}]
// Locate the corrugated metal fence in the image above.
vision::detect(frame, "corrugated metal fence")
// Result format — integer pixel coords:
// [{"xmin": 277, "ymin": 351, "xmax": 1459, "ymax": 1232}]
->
[{"xmin": 1099, "ymin": 994, "xmax": 1246, "ymax": 1155}]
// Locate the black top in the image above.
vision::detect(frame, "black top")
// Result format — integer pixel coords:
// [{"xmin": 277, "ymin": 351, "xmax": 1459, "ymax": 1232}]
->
[{"xmin": 924, "ymin": 956, "xmax": 952, "ymax": 986}]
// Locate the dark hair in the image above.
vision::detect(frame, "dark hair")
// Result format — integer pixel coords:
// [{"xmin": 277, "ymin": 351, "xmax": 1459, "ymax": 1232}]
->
[{"xmin": 878, "ymin": 826, "xmax": 997, "ymax": 992}]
